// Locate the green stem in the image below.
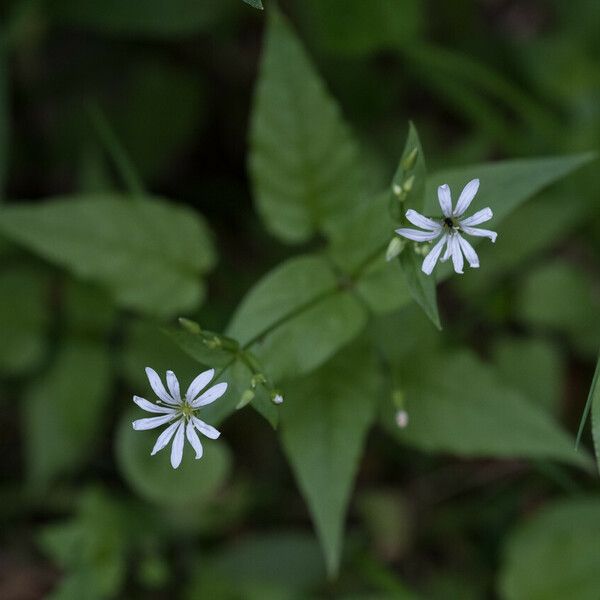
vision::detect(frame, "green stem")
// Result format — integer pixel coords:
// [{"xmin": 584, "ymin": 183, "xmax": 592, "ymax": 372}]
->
[{"xmin": 86, "ymin": 102, "xmax": 145, "ymax": 197}]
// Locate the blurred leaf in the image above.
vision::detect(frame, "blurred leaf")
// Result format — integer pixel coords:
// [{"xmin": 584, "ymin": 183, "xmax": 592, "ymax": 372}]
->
[
  {"xmin": 492, "ymin": 337, "xmax": 564, "ymax": 415},
  {"xmin": 249, "ymin": 6, "xmax": 366, "ymax": 243},
  {"xmin": 0, "ymin": 195, "xmax": 216, "ymax": 317},
  {"xmin": 40, "ymin": 488, "xmax": 128, "ymax": 600},
  {"xmin": 301, "ymin": 0, "xmax": 421, "ymax": 56},
  {"xmin": 243, "ymin": 0, "xmax": 263, "ymax": 8},
  {"xmin": 355, "ymin": 258, "xmax": 411, "ymax": 315},
  {"xmin": 390, "ymin": 351, "xmax": 591, "ymax": 469},
  {"xmin": 0, "ymin": 266, "xmax": 49, "ymax": 376},
  {"xmin": 63, "ymin": 279, "xmax": 117, "ymax": 336},
  {"xmin": 49, "ymin": 0, "xmax": 235, "ymax": 37},
  {"xmin": 187, "ymin": 531, "xmax": 325, "ymax": 598},
  {"xmin": 228, "ymin": 254, "xmax": 368, "ymax": 382},
  {"xmin": 517, "ymin": 260, "xmax": 600, "ymax": 357},
  {"xmin": 24, "ymin": 339, "xmax": 112, "ymax": 489},
  {"xmin": 116, "ymin": 409, "xmax": 232, "ymax": 507},
  {"xmin": 585, "ymin": 352, "xmax": 600, "ymax": 473},
  {"xmin": 280, "ymin": 344, "xmax": 382, "ymax": 576},
  {"xmin": 499, "ymin": 497, "xmax": 600, "ymax": 600}
]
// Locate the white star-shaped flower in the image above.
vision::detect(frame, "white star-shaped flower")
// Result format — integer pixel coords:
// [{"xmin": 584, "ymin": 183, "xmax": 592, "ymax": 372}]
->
[
  {"xmin": 395, "ymin": 179, "xmax": 497, "ymax": 275},
  {"xmin": 132, "ymin": 367, "xmax": 227, "ymax": 469}
]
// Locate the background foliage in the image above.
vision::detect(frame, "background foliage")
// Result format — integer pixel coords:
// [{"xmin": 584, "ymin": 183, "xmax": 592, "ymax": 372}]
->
[{"xmin": 1, "ymin": 0, "xmax": 599, "ymax": 598}]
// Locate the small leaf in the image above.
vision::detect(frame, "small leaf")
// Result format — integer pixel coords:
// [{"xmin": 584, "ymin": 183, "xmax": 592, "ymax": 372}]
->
[
  {"xmin": 398, "ymin": 248, "xmax": 441, "ymax": 330},
  {"xmin": 116, "ymin": 409, "xmax": 232, "ymax": 507},
  {"xmin": 389, "ymin": 351, "xmax": 591, "ymax": 469},
  {"xmin": 0, "ymin": 194, "xmax": 216, "ymax": 317},
  {"xmin": 499, "ymin": 497, "xmax": 600, "ymax": 600},
  {"xmin": 249, "ymin": 6, "xmax": 366, "ymax": 243},
  {"xmin": 391, "ymin": 122, "xmax": 426, "ymax": 214},
  {"xmin": 280, "ymin": 344, "xmax": 381, "ymax": 576}
]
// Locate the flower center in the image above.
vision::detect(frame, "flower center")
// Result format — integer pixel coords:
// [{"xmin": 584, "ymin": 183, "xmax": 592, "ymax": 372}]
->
[{"xmin": 181, "ymin": 402, "xmax": 194, "ymax": 419}]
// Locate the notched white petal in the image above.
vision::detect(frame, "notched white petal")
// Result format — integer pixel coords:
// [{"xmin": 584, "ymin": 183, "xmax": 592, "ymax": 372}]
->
[
  {"xmin": 185, "ymin": 368, "xmax": 215, "ymax": 402},
  {"xmin": 133, "ymin": 395, "xmax": 176, "ymax": 414},
  {"xmin": 454, "ymin": 178, "xmax": 479, "ymax": 217},
  {"xmin": 450, "ymin": 234, "xmax": 464, "ymax": 274},
  {"xmin": 437, "ymin": 184, "xmax": 453, "ymax": 217},
  {"xmin": 166, "ymin": 370, "xmax": 181, "ymax": 402},
  {"xmin": 151, "ymin": 419, "xmax": 181, "ymax": 455},
  {"xmin": 461, "ymin": 225, "xmax": 497, "ymax": 243},
  {"xmin": 186, "ymin": 421, "xmax": 204, "ymax": 459},
  {"xmin": 405, "ymin": 209, "xmax": 441, "ymax": 232},
  {"xmin": 132, "ymin": 413, "xmax": 177, "ymax": 431},
  {"xmin": 395, "ymin": 228, "xmax": 441, "ymax": 243},
  {"xmin": 421, "ymin": 234, "xmax": 448, "ymax": 275},
  {"xmin": 459, "ymin": 207, "xmax": 493, "ymax": 227},
  {"xmin": 457, "ymin": 234, "xmax": 480, "ymax": 268},
  {"xmin": 192, "ymin": 416, "xmax": 221, "ymax": 440},
  {"xmin": 145, "ymin": 367, "xmax": 178, "ymax": 405},
  {"xmin": 170, "ymin": 421, "xmax": 185, "ymax": 469},
  {"xmin": 191, "ymin": 382, "xmax": 228, "ymax": 408}
]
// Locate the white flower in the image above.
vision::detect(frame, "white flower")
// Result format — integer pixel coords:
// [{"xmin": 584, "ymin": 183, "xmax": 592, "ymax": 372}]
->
[
  {"xmin": 395, "ymin": 409, "xmax": 409, "ymax": 429},
  {"xmin": 132, "ymin": 367, "xmax": 227, "ymax": 469},
  {"xmin": 395, "ymin": 178, "xmax": 497, "ymax": 275}
]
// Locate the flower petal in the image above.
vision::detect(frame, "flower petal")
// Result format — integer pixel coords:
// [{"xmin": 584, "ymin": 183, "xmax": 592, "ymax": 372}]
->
[
  {"xmin": 132, "ymin": 413, "xmax": 177, "ymax": 431},
  {"xmin": 405, "ymin": 209, "xmax": 441, "ymax": 232},
  {"xmin": 421, "ymin": 234, "xmax": 448, "ymax": 275},
  {"xmin": 437, "ymin": 184, "xmax": 453, "ymax": 217},
  {"xmin": 133, "ymin": 395, "xmax": 177, "ymax": 414},
  {"xmin": 166, "ymin": 371, "xmax": 181, "ymax": 402},
  {"xmin": 451, "ymin": 234, "xmax": 464, "ymax": 274},
  {"xmin": 440, "ymin": 238, "xmax": 453, "ymax": 262},
  {"xmin": 190, "ymin": 382, "xmax": 228, "ymax": 408},
  {"xmin": 459, "ymin": 207, "xmax": 493, "ymax": 227},
  {"xmin": 170, "ymin": 421, "xmax": 186, "ymax": 469},
  {"xmin": 185, "ymin": 368, "xmax": 215, "ymax": 402},
  {"xmin": 461, "ymin": 225, "xmax": 497, "ymax": 243},
  {"xmin": 395, "ymin": 228, "xmax": 441, "ymax": 242},
  {"xmin": 151, "ymin": 419, "xmax": 182, "ymax": 455},
  {"xmin": 453, "ymin": 179, "xmax": 479, "ymax": 217},
  {"xmin": 457, "ymin": 234, "xmax": 480, "ymax": 268},
  {"xmin": 186, "ymin": 421, "xmax": 204, "ymax": 459},
  {"xmin": 192, "ymin": 416, "xmax": 221, "ymax": 440},
  {"xmin": 145, "ymin": 367, "xmax": 178, "ymax": 405}
]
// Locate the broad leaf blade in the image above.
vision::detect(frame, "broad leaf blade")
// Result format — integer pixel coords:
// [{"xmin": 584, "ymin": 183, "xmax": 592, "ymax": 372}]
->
[
  {"xmin": 0, "ymin": 195, "xmax": 216, "ymax": 317},
  {"xmin": 280, "ymin": 344, "xmax": 381, "ymax": 576},
  {"xmin": 500, "ymin": 497, "xmax": 600, "ymax": 600},
  {"xmin": 390, "ymin": 351, "xmax": 591, "ymax": 469},
  {"xmin": 249, "ymin": 6, "xmax": 366, "ymax": 243}
]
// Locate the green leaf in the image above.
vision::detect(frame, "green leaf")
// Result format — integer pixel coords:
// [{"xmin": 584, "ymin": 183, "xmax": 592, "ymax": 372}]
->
[
  {"xmin": 390, "ymin": 351, "xmax": 591, "ymax": 469},
  {"xmin": 424, "ymin": 152, "xmax": 595, "ymax": 222},
  {"xmin": 398, "ymin": 247, "xmax": 441, "ymax": 330},
  {"xmin": 249, "ymin": 6, "xmax": 366, "ymax": 243},
  {"xmin": 517, "ymin": 259, "xmax": 600, "ymax": 358},
  {"xmin": 227, "ymin": 254, "xmax": 368, "ymax": 382},
  {"xmin": 299, "ymin": 0, "xmax": 421, "ymax": 56},
  {"xmin": 492, "ymin": 336, "xmax": 564, "ymax": 415},
  {"xmin": 116, "ymin": 408, "xmax": 232, "ymax": 507},
  {"xmin": 391, "ymin": 122, "xmax": 427, "ymax": 213},
  {"xmin": 24, "ymin": 339, "xmax": 112, "ymax": 489},
  {"xmin": 0, "ymin": 194, "xmax": 216, "ymax": 317},
  {"xmin": 499, "ymin": 497, "xmax": 600, "ymax": 600},
  {"xmin": 243, "ymin": 0, "xmax": 264, "ymax": 9},
  {"xmin": 48, "ymin": 0, "xmax": 234, "ymax": 37},
  {"xmin": 583, "ymin": 351, "xmax": 600, "ymax": 473},
  {"xmin": 0, "ymin": 267, "xmax": 49, "ymax": 376},
  {"xmin": 280, "ymin": 344, "xmax": 381, "ymax": 576}
]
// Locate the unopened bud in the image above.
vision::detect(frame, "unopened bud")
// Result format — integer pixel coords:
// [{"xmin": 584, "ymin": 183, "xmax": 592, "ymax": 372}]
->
[
  {"xmin": 402, "ymin": 147, "xmax": 418, "ymax": 171},
  {"xmin": 413, "ymin": 242, "xmax": 430, "ymax": 256},
  {"xmin": 386, "ymin": 237, "xmax": 405, "ymax": 262},
  {"xmin": 402, "ymin": 175, "xmax": 415, "ymax": 193},
  {"xmin": 395, "ymin": 409, "xmax": 409, "ymax": 429},
  {"xmin": 271, "ymin": 390, "xmax": 284, "ymax": 405},
  {"xmin": 203, "ymin": 336, "xmax": 222, "ymax": 349},
  {"xmin": 392, "ymin": 183, "xmax": 402, "ymax": 196},
  {"xmin": 251, "ymin": 373, "xmax": 267, "ymax": 388},
  {"xmin": 236, "ymin": 389, "xmax": 255, "ymax": 409},
  {"xmin": 178, "ymin": 318, "xmax": 202, "ymax": 334}
]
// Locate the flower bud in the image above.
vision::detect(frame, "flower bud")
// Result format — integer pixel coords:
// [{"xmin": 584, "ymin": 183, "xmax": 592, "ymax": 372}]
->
[
  {"xmin": 402, "ymin": 175, "xmax": 415, "ymax": 193},
  {"xmin": 386, "ymin": 237, "xmax": 405, "ymax": 262},
  {"xmin": 395, "ymin": 409, "xmax": 409, "ymax": 429},
  {"xmin": 271, "ymin": 390, "xmax": 284, "ymax": 405},
  {"xmin": 178, "ymin": 317, "xmax": 202, "ymax": 334},
  {"xmin": 402, "ymin": 147, "xmax": 418, "ymax": 171},
  {"xmin": 236, "ymin": 389, "xmax": 255, "ymax": 410}
]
